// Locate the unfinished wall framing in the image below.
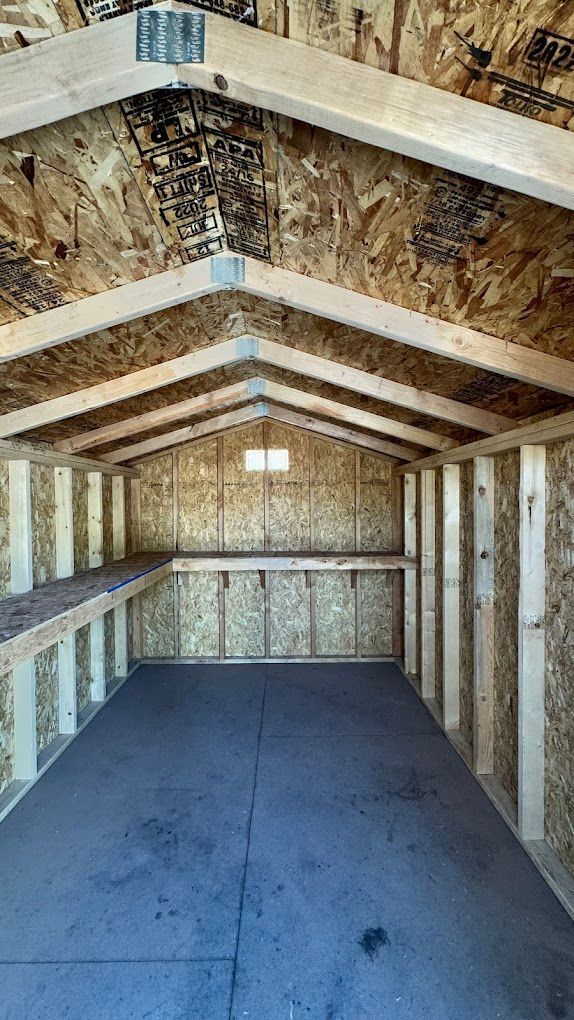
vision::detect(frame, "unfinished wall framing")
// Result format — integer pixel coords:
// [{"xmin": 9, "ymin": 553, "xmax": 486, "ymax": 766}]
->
[{"xmin": 138, "ymin": 422, "xmax": 398, "ymax": 661}]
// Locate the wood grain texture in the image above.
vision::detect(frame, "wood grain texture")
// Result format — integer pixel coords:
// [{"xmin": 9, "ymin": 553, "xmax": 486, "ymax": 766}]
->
[
  {"xmin": 142, "ymin": 576, "xmax": 175, "ymax": 658},
  {"xmin": 140, "ymin": 454, "xmax": 174, "ymax": 551},
  {"xmin": 360, "ymin": 571, "xmax": 393, "ymax": 656},
  {"xmin": 75, "ymin": 623, "xmax": 91, "ymax": 713},
  {"xmin": 315, "ymin": 572, "xmax": 356, "ymax": 656},
  {"xmin": 493, "ymin": 450, "xmax": 520, "ymax": 803},
  {"xmin": 267, "ymin": 422, "xmax": 310, "ymax": 551},
  {"xmin": 0, "ymin": 461, "xmax": 9, "ymax": 597},
  {"xmin": 178, "ymin": 441, "xmax": 219, "ymax": 551},
  {"xmin": 225, "ymin": 572, "xmax": 265, "ymax": 657},
  {"xmin": 359, "ymin": 454, "xmax": 393, "ymax": 551},
  {"xmin": 31, "ymin": 462, "xmax": 56, "ymax": 588},
  {"xmin": 269, "ymin": 571, "xmax": 311, "ymax": 657},
  {"xmin": 459, "ymin": 459, "xmax": 474, "ymax": 748},
  {"xmin": 545, "ymin": 437, "xmax": 574, "ymax": 876},
  {"xmin": 179, "ymin": 573, "xmax": 220, "ymax": 658},
  {"xmin": 313, "ymin": 440, "xmax": 355, "ymax": 552},
  {"xmin": 435, "ymin": 469, "xmax": 444, "ymax": 707},
  {"xmin": 0, "ymin": 671, "xmax": 14, "ymax": 796},
  {"xmin": 72, "ymin": 470, "xmax": 88, "ymax": 572},
  {"xmin": 35, "ymin": 643, "xmax": 58, "ymax": 753},
  {"xmin": 223, "ymin": 425, "xmax": 265, "ymax": 552}
]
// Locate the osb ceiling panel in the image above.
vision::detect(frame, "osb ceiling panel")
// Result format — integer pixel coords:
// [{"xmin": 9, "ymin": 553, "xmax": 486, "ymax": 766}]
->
[{"xmin": 2, "ymin": 297, "xmax": 571, "ymax": 446}]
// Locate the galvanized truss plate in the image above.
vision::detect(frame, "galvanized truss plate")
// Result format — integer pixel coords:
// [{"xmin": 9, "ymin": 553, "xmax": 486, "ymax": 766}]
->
[
  {"xmin": 136, "ymin": 10, "xmax": 205, "ymax": 64},
  {"xmin": 211, "ymin": 255, "xmax": 246, "ymax": 286}
]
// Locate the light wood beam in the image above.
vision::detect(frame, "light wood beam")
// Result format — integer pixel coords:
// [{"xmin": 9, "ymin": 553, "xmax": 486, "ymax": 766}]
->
[
  {"xmin": 518, "ymin": 446, "xmax": 546, "ymax": 841},
  {"xmin": 104, "ymin": 403, "xmax": 265, "ymax": 463},
  {"xmin": 1, "ymin": 337, "xmax": 506, "ymax": 441},
  {"xmin": 473, "ymin": 456, "xmax": 495, "ymax": 776},
  {"xmin": 263, "ymin": 404, "xmax": 417, "ymax": 460},
  {"xmin": 258, "ymin": 339, "xmax": 511, "ymax": 435},
  {"xmin": 112, "ymin": 476, "xmax": 128, "ymax": 678},
  {"xmin": 55, "ymin": 381, "xmax": 254, "ymax": 454},
  {"xmin": 403, "ymin": 473, "xmax": 417, "ymax": 676},
  {"xmin": 395, "ymin": 406, "xmax": 574, "ymax": 474},
  {"xmin": 0, "ymin": 259, "xmax": 219, "ymax": 364},
  {"xmin": 87, "ymin": 472, "xmax": 105, "ymax": 701},
  {"xmin": 4, "ymin": 258, "xmax": 574, "ymax": 405},
  {"xmin": 241, "ymin": 259, "xmax": 574, "ymax": 397},
  {"xmin": 420, "ymin": 469, "xmax": 436, "ymax": 699},
  {"xmin": 54, "ymin": 465, "xmax": 77, "ymax": 734},
  {"xmin": 55, "ymin": 377, "xmax": 448, "ymax": 455},
  {"xmin": 0, "ymin": 6, "xmax": 169, "ymax": 140},
  {"xmin": 442, "ymin": 464, "xmax": 460, "ymax": 731},
  {"xmin": 0, "ymin": 440, "xmax": 136, "ymax": 477},
  {"xmin": 9, "ymin": 460, "xmax": 37, "ymax": 781}
]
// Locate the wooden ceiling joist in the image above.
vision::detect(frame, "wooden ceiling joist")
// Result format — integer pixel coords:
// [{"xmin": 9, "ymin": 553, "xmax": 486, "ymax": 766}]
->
[
  {"xmin": 4, "ymin": 256, "xmax": 574, "ymax": 403},
  {"xmin": 0, "ymin": 337, "xmax": 512, "ymax": 440},
  {"xmin": 0, "ymin": 3, "xmax": 572, "ymax": 209},
  {"xmin": 394, "ymin": 407, "xmax": 574, "ymax": 474},
  {"xmin": 105, "ymin": 400, "xmax": 411, "ymax": 464},
  {"xmin": 54, "ymin": 377, "xmax": 451, "ymax": 456}
]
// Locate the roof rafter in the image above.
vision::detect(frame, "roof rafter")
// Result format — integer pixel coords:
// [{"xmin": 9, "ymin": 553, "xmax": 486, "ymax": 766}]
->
[
  {"xmin": 53, "ymin": 376, "xmax": 449, "ymax": 456},
  {"xmin": 3, "ymin": 256, "xmax": 574, "ymax": 401},
  {"xmin": 105, "ymin": 400, "xmax": 411, "ymax": 464},
  {"xmin": 0, "ymin": 2, "xmax": 572, "ymax": 208},
  {"xmin": 0, "ymin": 336, "xmax": 512, "ymax": 440}
]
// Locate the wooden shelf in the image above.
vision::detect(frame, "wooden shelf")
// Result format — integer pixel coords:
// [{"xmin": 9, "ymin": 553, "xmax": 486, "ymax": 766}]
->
[{"xmin": 0, "ymin": 551, "xmax": 416, "ymax": 673}]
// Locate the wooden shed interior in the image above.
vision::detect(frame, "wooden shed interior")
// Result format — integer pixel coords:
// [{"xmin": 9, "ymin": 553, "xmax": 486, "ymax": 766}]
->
[{"xmin": 0, "ymin": 0, "xmax": 574, "ymax": 998}]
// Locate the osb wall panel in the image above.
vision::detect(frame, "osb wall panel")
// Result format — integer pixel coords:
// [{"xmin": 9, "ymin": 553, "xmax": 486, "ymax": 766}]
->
[
  {"xmin": 102, "ymin": 475, "xmax": 113, "ymax": 564},
  {"xmin": 435, "ymin": 469, "xmax": 444, "ymax": 707},
  {"xmin": 104, "ymin": 610, "xmax": 115, "ymax": 682},
  {"xmin": 35, "ymin": 644, "xmax": 58, "ymax": 753},
  {"xmin": 493, "ymin": 450, "xmax": 520, "ymax": 804},
  {"xmin": 142, "ymin": 576, "xmax": 175, "ymax": 658},
  {"xmin": 223, "ymin": 425, "xmax": 265, "ymax": 552},
  {"xmin": 124, "ymin": 478, "xmax": 132, "ymax": 556},
  {"xmin": 179, "ymin": 573, "xmax": 220, "ymax": 658},
  {"xmin": 31, "ymin": 463, "xmax": 56, "ymax": 588},
  {"xmin": 359, "ymin": 454, "xmax": 392, "ymax": 551},
  {"xmin": 315, "ymin": 572, "xmax": 356, "ymax": 656},
  {"xmin": 267, "ymin": 422, "xmax": 310, "ymax": 551},
  {"xmin": 127, "ymin": 598, "xmax": 134, "ymax": 662},
  {"xmin": 72, "ymin": 469, "xmax": 89, "ymax": 572},
  {"xmin": 178, "ymin": 441, "xmax": 219, "ymax": 552},
  {"xmin": 225, "ymin": 573, "xmax": 265, "ymax": 657},
  {"xmin": 0, "ymin": 461, "xmax": 9, "ymax": 598},
  {"xmin": 313, "ymin": 441, "xmax": 355, "ymax": 552},
  {"xmin": 545, "ymin": 438, "xmax": 574, "ymax": 876},
  {"xmin": 269, "ymin": 571, "xmax": 311, "ymax": 657},
  {"xmin": 0, "ymin": 672, "xmax": 14, "ymax": 796},
  {"xmin": 459, "ymin": 460, "xmax": 474, "ymax": 748},
  {"xmin": 75, "ymin": 624, "xmax": 91, "ymax": 713},
  {"xmin": 140, "ymin": 454, "xmax": 174, "ymax": 551},
  {"xmin": 360, "ymin": 572, "xmax": 393, "ymax": 656}
]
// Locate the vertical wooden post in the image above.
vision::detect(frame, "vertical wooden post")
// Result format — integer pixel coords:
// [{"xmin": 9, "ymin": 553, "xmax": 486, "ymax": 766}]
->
[
  {"xmin": 518, "ymin": 446, "xmax": 546, "ymax": 841},
  {"xmin": 473, "ymin": 456, "xmax": 495, "ymax": 775},
  {"xmin": 130, "ymin": 476, "xmax": 143, "ymax": 659},
  {"xmin": 391, "ymin": 471, "xmax": 404, "ymax": 658},
  {"xmin": 88, "ymin": 472, "xmax": 105, "ymax": 700},
  {"xmin": 309, "ymin": 436, "xmax": 316, "ymax": 658},
  {"xmin": 112, "ymin": 475, "xmax": 128, "ymax": 677},
  {"xmin": 355, "ymin": 450, "xmax": 362, "ymax": 659},
  {"xmin": 55, "ymin": 466, "xmax": 76, "ymax": 734},
  {"xmin": 420, "ymin": 469, "xmax": 436, "ymax": 698},
  {"xmin": 217, "ymin": 436, "xmax": 225, "ymax": 660},
  {"xmin": 9, "ymin": 460, "xmax": 37, "ymax": 780},
  {"xmin": 403, "ymin": 473, "xmax": 417, "ymax": 676},
  {"xmin": 442, "ymin": 464, "xmax": 461, "ymax": 731}
]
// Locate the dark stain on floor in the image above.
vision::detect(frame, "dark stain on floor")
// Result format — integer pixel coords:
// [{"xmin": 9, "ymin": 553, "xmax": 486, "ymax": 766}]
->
[{"xmin": 358, "ymin": 926, "xmax": 390, "ymax": 960}]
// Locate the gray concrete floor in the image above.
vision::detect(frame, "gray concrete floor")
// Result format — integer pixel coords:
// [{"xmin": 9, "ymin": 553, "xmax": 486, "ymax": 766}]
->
[{"xmin": 0, "ymin": 662, "xmax": 573, "ymax": 1019}]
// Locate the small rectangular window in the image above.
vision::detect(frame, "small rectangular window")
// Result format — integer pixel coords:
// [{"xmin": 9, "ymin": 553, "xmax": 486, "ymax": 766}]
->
[
  {"xmin": 245, "ymin": 449, "xmax": 265, "ymax": 471},
  {"xmin": 267, "ymin": 448, "xmax": 289, "ymax": 471}
]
